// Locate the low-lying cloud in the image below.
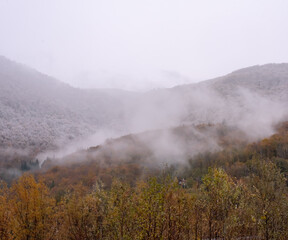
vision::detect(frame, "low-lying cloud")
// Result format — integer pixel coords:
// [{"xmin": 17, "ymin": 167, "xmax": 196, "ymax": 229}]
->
[{"xmin": 37, "ymin": 78, "xmax": 288, "ymax": 167}]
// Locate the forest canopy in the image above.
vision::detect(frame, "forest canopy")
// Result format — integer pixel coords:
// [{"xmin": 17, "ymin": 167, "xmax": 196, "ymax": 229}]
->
[{"xmin": 0, "ymin": 122, "xmax": 288, "ymax": 239}]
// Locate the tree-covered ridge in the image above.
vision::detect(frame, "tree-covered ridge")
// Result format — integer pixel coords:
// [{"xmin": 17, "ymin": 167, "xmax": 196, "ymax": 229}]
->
[
  {"xmin": 184, "ymin": 121, "xmax": 288, "ymax": 183},
  {"xmin": 0, "ymin": 160, "xmax": 287, "ymax": 240},
  {"xmin": 1, "ymin": 122, "xmax": 288, "ymax": 239},
  {"xmin": 38, "ymin": 123, "xmax": 250, "ymax": 194},
  {"xmin": 0, "ymin": 123, "xmax": 286, "ymax": 239},
  {"xmin": 1, "ymin": 56, "xmax": 288, "ymax": 153},
  {"xmin": 38, "ymin": 122, "xmax": 288, "ymax": 193}
]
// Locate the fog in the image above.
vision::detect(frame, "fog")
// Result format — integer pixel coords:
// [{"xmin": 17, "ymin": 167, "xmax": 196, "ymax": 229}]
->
[
  {"xmin": 37, "ymin": 78, "xmax": 288, "ymax": 165},
  {"xmin": 0, "ymin": 0, "xmax": 288, "ymax": 90},
  {"xmin": 0, "ymin": 1, "xmax": 288, "ymax": 171}
]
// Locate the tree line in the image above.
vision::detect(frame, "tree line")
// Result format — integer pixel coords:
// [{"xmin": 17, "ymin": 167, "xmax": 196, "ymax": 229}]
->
[{"xmin": 0, "ymin": 158, "xmax": 287, "ymax": 240}]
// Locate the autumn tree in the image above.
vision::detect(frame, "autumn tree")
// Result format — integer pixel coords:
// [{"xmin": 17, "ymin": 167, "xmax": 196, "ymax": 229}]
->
[
  {"xmin": 201, "ymin": 167, "xmax": 240, "ymax": 240},
  {"xmin": 9, "ymin": 174, "xmax": 56, "ymax": 240},
  {"xmin": 0, "ymin": 181, "xmax": 11, "ymax": 240},
  {"xmin": 59, "ymin": 182, "xmax": 107, "ymax": 240},
  {"xmin": 162, "ymin": 180, "xmax": 195, "ymax": 240},
  {"xmin": 104, "ymin": 180, "xmax": 137, "ymax": 240},
  {"xmin": 247, "ymin": 160, "xmax": 288, "ymax": 240},
  {"xmin": 134, "ymin": 177, "xmax": 167, "ymax": 240}
]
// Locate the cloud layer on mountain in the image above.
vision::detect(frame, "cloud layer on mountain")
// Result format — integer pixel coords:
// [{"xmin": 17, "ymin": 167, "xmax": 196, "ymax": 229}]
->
[{"xmin": 0, "ymin": 57, "xmax": 287, "ymax": 161}]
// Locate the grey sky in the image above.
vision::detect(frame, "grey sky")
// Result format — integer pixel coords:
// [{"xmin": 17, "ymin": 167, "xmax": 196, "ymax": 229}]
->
[{"xmin": 0, "ymin": 0, "xmax": 288, "ymax": 90}]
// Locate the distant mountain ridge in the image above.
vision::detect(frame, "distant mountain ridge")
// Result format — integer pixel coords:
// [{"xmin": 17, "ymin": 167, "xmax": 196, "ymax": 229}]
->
[
  {"xmin": 207, "ymin": 63, "xmax": 288, "ymax": 101},
  {"xmin": 0, "ymin": 56, "xmax": 133, "ymax": 153},
  {"xmin": 0, "ymin": 56, "xmax": 287, "ymax": 155}
]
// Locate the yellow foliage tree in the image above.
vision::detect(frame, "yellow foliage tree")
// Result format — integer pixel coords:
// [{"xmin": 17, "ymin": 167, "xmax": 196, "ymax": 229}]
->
[{"xmin": 9, "ymin": 174, "xmax": 56, "ymax": 240}]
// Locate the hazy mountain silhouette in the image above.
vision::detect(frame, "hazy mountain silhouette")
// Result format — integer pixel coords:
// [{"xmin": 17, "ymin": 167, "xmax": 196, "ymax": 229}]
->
[{"xmin": 0, "ymin": 56, "xmax": 287, "ymax": 154}]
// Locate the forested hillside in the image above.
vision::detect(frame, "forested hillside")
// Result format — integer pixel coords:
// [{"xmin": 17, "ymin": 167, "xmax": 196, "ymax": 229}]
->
[
  {"xmin": 0, "ymin": 122, "xmax": 287, "ymax": 239},
  {"xmin": 0, "ymin": 56, "xmax": 133, "ymax": 151},
  {"xmin": 0, "ymin": 57, "xmax": 287, "ymax": 155},
  {"xmin": 1, "ymin": 0, "xmax": 288, "ymax": 238},
  {"xmin": 1, "ymin": 57, "xmax": 288, "ymax": 239}
]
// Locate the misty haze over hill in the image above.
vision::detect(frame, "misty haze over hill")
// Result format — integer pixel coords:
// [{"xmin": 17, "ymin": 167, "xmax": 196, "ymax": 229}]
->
[{"xmin": 0, "ymin": 56, "xmax": 287, "ymax": 159}]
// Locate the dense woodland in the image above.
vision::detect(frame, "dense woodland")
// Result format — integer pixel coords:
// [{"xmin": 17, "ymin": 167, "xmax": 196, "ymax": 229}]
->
[{"xmin": 0, "ymin": 122, "xmax": 288, "ymax": 239}]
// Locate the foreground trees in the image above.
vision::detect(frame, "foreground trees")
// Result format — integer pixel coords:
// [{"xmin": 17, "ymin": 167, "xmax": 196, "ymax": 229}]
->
[
  {"xmin": 247, "ymin": 160, "xmax": 288, "ymax": 240},
  {"xmin": 9, "ymin": 175, "xmax": 56, "ymax": 240},
  {"xmin": 0, "ymin": 181, "xmax": 10, "ymax": 240},
  {"xmin": 0, "ymin": 160, "xmax": 287, "ymax": 240},
  {"xmin": 201, "ymin": 168, "xmax": 241, "ymax": 239}
]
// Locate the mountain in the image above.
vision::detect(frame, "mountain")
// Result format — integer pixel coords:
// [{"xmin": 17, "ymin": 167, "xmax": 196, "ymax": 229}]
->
[
  {"xmin": 43, "ymin": 122, "xmax": 248, "ymax": 168},
  {"xmin": 207, "ymin": 63, "xmax": 288, "ymax": 100},
  {"xmin": 0, "ymin": 56, "xmax": 288, "ymax": 157},
  {"xmin": 0, "ymin": 56, "xmax": 134, "ymax": 153},
  {"xmin": 126, "ymin": 63, "xmax": 288, "ymax": 137}
]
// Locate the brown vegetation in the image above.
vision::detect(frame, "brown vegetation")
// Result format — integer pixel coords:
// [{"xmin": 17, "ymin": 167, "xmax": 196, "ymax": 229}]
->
[{"xmin": 0, "ymin": 122, "xmax": 288, "ymax": 239}]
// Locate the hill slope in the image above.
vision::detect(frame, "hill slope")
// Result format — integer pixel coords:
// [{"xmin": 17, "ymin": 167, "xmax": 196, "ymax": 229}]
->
[
  {"xmin": 0, "ymin": 57, "xmax": 287, "ymax": 155},
  {"xmin": 0, "ymin": 56, "xmax": 134, "ymax": 153},
  {"xmin": 126, "ymin": 63, "xmax": 288, "ymax": 137}
]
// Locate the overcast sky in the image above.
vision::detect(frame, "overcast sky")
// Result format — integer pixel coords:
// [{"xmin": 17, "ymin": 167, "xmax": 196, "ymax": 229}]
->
[{"xmin": 0, "ymin": 0, "xmax": 288, "ymax": 90}]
